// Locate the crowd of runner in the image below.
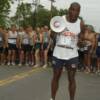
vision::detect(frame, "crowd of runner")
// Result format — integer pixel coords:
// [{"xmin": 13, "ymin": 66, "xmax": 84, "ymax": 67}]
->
[
  {"xmin": 0, "ymin": 25, "xmax": 53, "ymax": 68},
  {"xmin": 0, "ymin": 24, "xmax": 100, "ymax": 74}
]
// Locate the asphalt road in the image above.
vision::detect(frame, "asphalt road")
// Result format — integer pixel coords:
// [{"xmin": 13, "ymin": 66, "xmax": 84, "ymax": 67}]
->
[{"xmin": 0, "ymin": 65, "xmax": 100, "ymax": 100}]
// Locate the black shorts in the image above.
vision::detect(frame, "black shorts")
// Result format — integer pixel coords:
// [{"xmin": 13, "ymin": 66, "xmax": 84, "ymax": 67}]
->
[
  {"xmin": 30, "ymin": 45, "xmax": 35, "ymax": 52},
  {"xmin": 35, "ymin": 43, "xmax": 41, "ymax": 50},
  {"xmin": 21, "ymin": 44, "xmax": 31, "ymax": 52},
  {"xmin": 52, "ymin": 56, "xmax": 79, "ymax": 69},
  {"xmin": 96, "ymin": 47, "xmax": 100, "ymax": 58},
  {"xmin": 3, "ymin": 47, "xmax": 8, "ymax": 54},
  {"xmin": 43, "ymin": 43, "xmax": 49, "ymax": 50},
  {"xmin": 0, "ymin": 47, "xmax": 3, "ymax": 53},
  {"xmin": 8, "ymin": 43, "xmax": 17, "ymax": 50}
]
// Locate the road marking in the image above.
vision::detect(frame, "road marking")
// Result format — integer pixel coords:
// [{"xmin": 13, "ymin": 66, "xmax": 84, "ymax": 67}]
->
[{"xmin": 0, "ymin": 67, "xmax": 47, "ymax": 87}]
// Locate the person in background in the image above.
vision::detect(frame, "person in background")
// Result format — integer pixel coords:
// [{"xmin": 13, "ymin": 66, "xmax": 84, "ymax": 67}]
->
[
  {"xmin": 95, "ymin": 32, "xmax": 100, "ymax": 73},
  {"xmin": 27, "ymin": 26, "xmax": 36, "ymax": 66},
  {"xmin": 17, "ymin": 27, "xmax": 26, "ymax": 66},
  {"xmin": 77, "ymin": 30, "xmax": 85, "ymax": 71},
  {"xmin": 18, "ymin": 26, "xmax": 33, "ymax": 66},
  {"xmin": 42, "ymin": 25, "xmax": 51, "ymax": 68},
  {"xmin": 0, "ymin": 26, "xmax": 5, "ymax": 65},
  {"xmin": 7, "ymin": 25, "xmax": 18, "ymax": 66},
  {"xmin": 34, "ymin": 27, "xmax": 43, "ymax": 67},
  {"xmin": 83, "ymin": 25, "xmax": 96, "ymax": 73}
]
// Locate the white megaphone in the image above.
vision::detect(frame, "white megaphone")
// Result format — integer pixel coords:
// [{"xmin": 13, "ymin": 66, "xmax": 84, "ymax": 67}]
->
[{"xmin": 50, "ymin": 16, "xmax": 66, "ymax": 33}]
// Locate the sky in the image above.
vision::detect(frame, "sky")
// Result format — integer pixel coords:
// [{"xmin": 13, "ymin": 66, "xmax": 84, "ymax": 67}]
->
[{"xmin": 10, "ymin": 0, "xmax": 100, "ymax": 32}]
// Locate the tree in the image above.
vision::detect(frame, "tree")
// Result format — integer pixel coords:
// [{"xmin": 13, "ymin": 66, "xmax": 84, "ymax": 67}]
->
[
  {"xmin": 51, "ymin": 5, "xmax": 59, "ymax": 17},
  {"xmin": 34, "ymin": 5, "xmax": 60, "ymax": 27},
  {"xmin": 58, "ymin": 9, "xmax": 68, "ymax": 16},
  {"xmin": 15, "ymin": 2, "xmax": 32, "ymax": 27},
  {"xmin": 34, "ymin": 5, "xmax": 51, "ymax": 27},
  {"xmin": 0, "ymin": 0, "xmax": 16, "ymax": 27},
  {"xmin": 12, "ymin": 3, "xmax": 69, "ymax": 28}
]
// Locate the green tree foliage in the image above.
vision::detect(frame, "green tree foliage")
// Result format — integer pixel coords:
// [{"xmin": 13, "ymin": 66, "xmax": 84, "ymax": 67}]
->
[
  {"xmin": 35, "ymin": 5, "xmax": 51, "ymax": 27},
  {"xmin": 35, "ymin": 5, "xmax": 68, "ymax": 27},
  {"xmin": 13, "ymin": 4, "xmax": 67, "ymax": 28},
  {"xmin": 15, "ymin": 2, "xmax": 32, "ymax": 27},
  {"xmin": 11, "ymin": 3, "xmax": 84, "ymax": 29},
  {"xmin": 0, "ymin": 0, "xmax": 14, "ymax": 27},
  {"xmin": 58, "ymin": 9, "xmax": 68, "ymax": 16},
  {"xmin": 51, "ymin": 6, "xmax": 59, "ymax": 17}
]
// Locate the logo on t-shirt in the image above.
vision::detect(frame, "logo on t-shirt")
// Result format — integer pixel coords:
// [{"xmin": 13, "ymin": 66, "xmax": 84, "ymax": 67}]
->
[{"xmin": 58, "ymin": 28, "xmax": 76, "ymax": 46}]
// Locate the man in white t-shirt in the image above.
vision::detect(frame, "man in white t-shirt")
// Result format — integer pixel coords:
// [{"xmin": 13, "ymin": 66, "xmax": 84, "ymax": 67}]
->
[{"xmin": 50, "ymin": 2, "xmax": 84, "ymax": 100}]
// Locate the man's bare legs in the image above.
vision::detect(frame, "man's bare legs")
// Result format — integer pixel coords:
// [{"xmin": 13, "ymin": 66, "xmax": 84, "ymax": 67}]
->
[
  {"xmin": 67, "ymin": 66, "xmax": 76, "ymax": 100},
  {"xmin": 51, "ymin": 67, "xmax": 63, "ymax": 100},
  {"xmin": 51, "ymin": 66, "xmax": 76, "ymax": 100}
]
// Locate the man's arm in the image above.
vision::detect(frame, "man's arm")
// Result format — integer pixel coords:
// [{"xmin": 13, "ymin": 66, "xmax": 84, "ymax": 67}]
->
[
  {"xmin": 90, "ymin": 33, "xmax": 97, "ymax": 54},
  {"xmin": 50, "ymin": 30, "xmax": 57, "ymax": 47},
  {"xmin": 77, "ymin": 20, "xmax": 85, "ymax": 48},
  {"xmin": 80, "ymin": 20, "xmax": 85, "ymax": 33}
]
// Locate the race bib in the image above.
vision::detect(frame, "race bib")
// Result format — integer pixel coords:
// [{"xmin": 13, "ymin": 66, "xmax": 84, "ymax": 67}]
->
[
  {"xmin": 44, "ymin": 37, "xmax": 48, "ymax": 43},
  {"xmin": 57, "ymin": 35, "xmax": 72, "ymax": 46},
  {"xmin": 84, "ymin": 46, "xmax": 88, "ymax": 50},
  {"xmin": 64, "ymin": 36, "xmax": 72, "ymax": 46},
  {"xmin": 0, "ymin": 37, "xmax": 2, "ymax": 41},
  {"xmin": 23, "ymin": 38, "xmax": 29, "ymax": 44}
]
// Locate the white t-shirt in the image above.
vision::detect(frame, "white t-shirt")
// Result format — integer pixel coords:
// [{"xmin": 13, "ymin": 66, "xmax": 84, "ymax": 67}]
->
[
  {"xmin": 22, "ymin": 33, "xmax": 29, "ymax": 45},
  {"xmin": 53, "ymin": 15, "xmax": 81, "ymax": 60},
  {"xmin": 8, "ymin": 31, "xmax": 18, "ymax": 44}
]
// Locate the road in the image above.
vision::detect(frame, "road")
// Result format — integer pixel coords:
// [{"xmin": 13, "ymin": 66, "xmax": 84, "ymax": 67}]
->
[{"xmin": 0, "ymin": 65, "xmax": 100, "ymax": 100}]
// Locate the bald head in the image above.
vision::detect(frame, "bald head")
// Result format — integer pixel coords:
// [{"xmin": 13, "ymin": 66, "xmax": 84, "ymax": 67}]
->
[
  {"xmin": 70, "ymin": 2, "xmax": 81, "ymax": 9},
  {"xmin": 67, "ymin": 2, "xmax": 81, "ymax": 22}
]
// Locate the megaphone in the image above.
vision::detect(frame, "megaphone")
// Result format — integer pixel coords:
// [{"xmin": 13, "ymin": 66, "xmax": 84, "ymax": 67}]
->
[{"xmin": 50, "ymin": 16, "xmax": 66, "ymax": 33}]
